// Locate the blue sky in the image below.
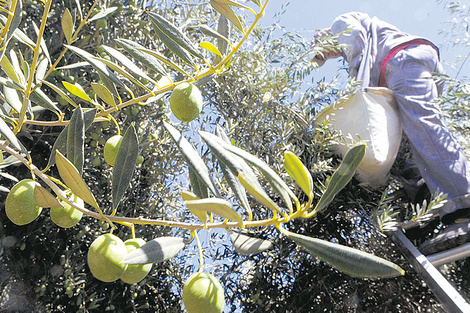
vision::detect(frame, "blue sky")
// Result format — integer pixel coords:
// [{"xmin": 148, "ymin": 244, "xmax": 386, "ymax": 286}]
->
[{"xmin": 261, "ymin": 0, "xmax": 470, "ymax": 79}]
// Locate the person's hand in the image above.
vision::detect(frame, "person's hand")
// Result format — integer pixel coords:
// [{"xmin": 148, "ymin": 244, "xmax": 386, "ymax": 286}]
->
[{"xmin": 311, "ymin": 28, "xmax": 342, "ymax": 67}]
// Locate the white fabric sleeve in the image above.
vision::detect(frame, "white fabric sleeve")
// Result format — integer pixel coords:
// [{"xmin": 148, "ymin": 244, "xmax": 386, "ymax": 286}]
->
[{"xmin": 330, "ymin": 12, "xmax": 370, "ymax": 75}]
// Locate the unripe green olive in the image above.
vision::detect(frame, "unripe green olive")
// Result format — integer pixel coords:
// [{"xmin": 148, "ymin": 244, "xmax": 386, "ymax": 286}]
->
[
  {"xmin": 87, "ymin": 233, "xmax": 128, "ymax": 282},
  {"xmin": 182, "ymin": 272, "xmax": 225, "ymax": 313},
  {"xmin": 5, "ymin": 179, "xmax": 42, "ymax": 225},
  {"xmin": 170, "ymin": 83, "xmax": 203, "ymax": 122}
]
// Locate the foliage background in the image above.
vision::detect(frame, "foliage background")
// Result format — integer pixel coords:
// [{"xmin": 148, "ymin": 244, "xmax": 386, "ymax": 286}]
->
[{"xmin": 0, "ymin": 0, "xmax": 469, "ymax": 312}]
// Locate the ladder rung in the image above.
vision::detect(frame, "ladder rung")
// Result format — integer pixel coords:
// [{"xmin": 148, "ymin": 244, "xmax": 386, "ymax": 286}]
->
[{"xmin": 427, "ymin": 242, "xmax": 470, "ymax": 267}]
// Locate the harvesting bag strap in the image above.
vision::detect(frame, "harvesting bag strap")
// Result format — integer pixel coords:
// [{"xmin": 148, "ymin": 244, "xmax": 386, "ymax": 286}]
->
[{"xmin": 378, "ymin": 39, "xmax": 439, "ymax": 87}]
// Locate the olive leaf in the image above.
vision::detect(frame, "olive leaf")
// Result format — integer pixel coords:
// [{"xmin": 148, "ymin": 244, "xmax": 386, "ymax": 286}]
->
[
  {"xmin": 66, "ymin": 106, "xmax": 85, "ymax": 174},
  {"xmin": 114, "ymin": 38, "xmax": 166, "ymax": 76},
  {"xmin": 35, "ymin": 58, "xmax": 48, "ymax": 83},
  {"xmin": 0, "ymin": 0, "xmax": 22, "ymax": 61},
  {"xmin": 121, "ymin": 237, "xmax": 187, "ymax": 265},
  {"xmin": 238, "ymin": 173, "xmax": 283, "ymax": 217},
  {"xmin": 135, "ymin": 46, "xmax": 193, "ymax": 79},
  {"xmin": 30, "ymin": 87, "xmax": 61, "ymax": 115},
  {"xmin": 91, "ymin": 83, "xmax": 117, "ymax": 109},
  {"xmin": 1, "ymin": 54, "xmax": 22, "ymax": 86},
  {"xmin": 3, "ymin": 85, "xmax": 22, "ymax": 113},
  {"xmin": 101, "ymin": 45, "xmax": 156, "ymax": 84},
  {"xmin": 42, "ymin": 80, "xmax": 77, "ymax": 107},
  {"xmin": 217, "ymin": 15, "xmax": 231, "ymax": 57},
  {"xmin": 112, "ymin": 125, "xmax": 139, "ymax": 211},
  {"xmin": 210, "ymin": 0, "xmax": 244, "ymax": 33},
  {"xmin": 284, "ymin": 229, "xmax": 405, "ymax": 278},
  {"xmin": 164, "ymin": 122, "xmax": 219, "ymax": 197},
  {"xmin": 283, "ymin": 151, "xmax": 313, "ymax": 197},
  {"xmin": 312, "ymin": 143, "xmax": 366, "ymax": 214},
  {"xmin": 198, "ymin": 24, "xmax": 230, "ymax": 45},
  {"xmin": 0, "ymin": 117, "xmax": 29, "ymax": 157},
  {"xmin": 34, "ymin": 185, "xmax": 62, "ymax": 208},
  {"xmin": 61, "ymin": 8, "xmax": 74, "ymax": 44},
  {"xmin": 95, "ymin": 56, "xmax": 153, "ymax": 93},
  {"xmin": 148, "ymin": 19, "xmax": 195, "ymax": 66},
  {"xmin": 62, "ymin": 81, "xmax": 93, "ymax": 102},
  {"xmin": 32, "ymin": 22, "xmax": 52, "ymax": 65},
  {"xmin": 188, "ymin": 165, "xmax": 209, "ymax": 199},
  {"xmin": 147, "ymin": 12, "xmax": 204, "ymax": 60},
  {"xmin": 200, "ymin": 128, "xmax": 251, "ymax": 217},
  {"xmin": 88, "ymin": 7, "xmax": 118, "ymax": 22},
  {"xmin": 65, "ymin": 45, "xmax": 125, "ymax": 88},
  {"xmin": 185, "ymin": 198, "xmax": 243, "ymax": 226},
  {"xmin": 200, "ymin": 41, "xmax": 222, "ymax": 58},
  {"xmin": 44, "ymin": 109, "xmax": 95, "ymax": 171},
  {"xmin": 55, "ymin": 151, "xmax": 100, "ymax": 210},
  {"xmin": 231, "ymin": 231, "xmax": 273, "ymax": 255},
  {"xmin": 199, "ymin": 130, "xmax": 293, "ymax": 213},
  {"xmin": 181, "ymin": 189, "xmax": 206, "ymax": 223}
]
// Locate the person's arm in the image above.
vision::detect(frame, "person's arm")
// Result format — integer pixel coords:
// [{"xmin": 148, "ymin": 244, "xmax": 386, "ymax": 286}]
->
[{"xmin": 330, "ymin": 12, "xmax": 369, "ymax": 65}]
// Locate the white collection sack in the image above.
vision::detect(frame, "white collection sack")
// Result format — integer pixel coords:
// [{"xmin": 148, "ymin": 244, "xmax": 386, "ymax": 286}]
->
[{"xmin": 315, "ymin": 87, "xmax": 402, "ymax": 187}]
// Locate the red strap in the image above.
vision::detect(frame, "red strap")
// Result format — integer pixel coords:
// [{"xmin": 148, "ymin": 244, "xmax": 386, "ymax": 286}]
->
[{"xmin": 379, "ymin": 39, "xmax": 439, "ymax": 87}]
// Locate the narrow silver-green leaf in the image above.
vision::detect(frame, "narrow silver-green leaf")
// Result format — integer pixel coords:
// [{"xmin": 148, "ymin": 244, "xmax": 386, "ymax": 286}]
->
[
  {"xmin": 93, "ymin": 56, "xmax": 153, "ymax": 93},
  {"xmin": 55, "ymin": 151, "xmax": 99, "ymax": 210},
  {"xmin": 62, "ymin": 8, "xmax": 74, "ymax": 44},
  {"xmin": 231, "ymin": 231, "xmax": 273, "ymax": 255},
  {"xmin": 204, "ymin": 127, "xmax": 251, "ymax": 215},
  {"xmin": 73, "ymin": 0, "xmax": 83, "ymax": 20},
  {"xmin": 112, "ymin": 125, "xmax": 139, "ymax": 210},
  {"xmin": 114, "ymin": 38, "xmax": 166, "ymax": 76},
  {"xmin": 65, "ymin": 45, "xmax": 125, "ymax": 88},
  {"xmin": 164, "ymin": 122, "xmax": 219, "ymax": 197},
  {"xmin": 283, "ymin": 151, "xmax": 313, "ymax": 197},
  {"xmin": 198, "ymin": 24, "xmax": 230, "ymax": 44},
  {"xmin": 88, "ymin": 7, "xmax": 118, "ymax": 22},
  {"xmin": 41, "ymin": 80, "xmax": 78, "ymax": 107},
  {"xmin": 9, "ymin": 50, "xmax": 25, "ymax": 86},
  {"xmin": 101, "ymin": 45, "xmax": 156, "ymax": 84},
  {"xmin": 121, "ymin": 237, "xmax": 186, "ymax": 265},
  {"xmin": 30, "ymin": 87, "xmax": 61, "ymax": 114},
  {"xmin": 200, "ymin": 130, "xmax": 293, "ymax": 212},
  {"xmin": 36, "ymin": 58, "xmax": 49, "ymax": 83},
  {"xmin": 150, "ymin": 20, "xmax": 195, "ymax": 66},
  {"xmin": 185, "ymin": 198, "xmax": 243, "ymax": 225},
  {"xmin": 3, "ymin": 85, "xmax": 22, "ymax": 113},
  {"xmin": 238, "ymin": 172, "xmax": 283, "ymax": 216},
  {"xmin": 217, "ymin": 15, "xmax": 231, "ymax": 57},
  {"xmin": 44, "ymin": 109, "xmax": 96, "ymax": 171},
  {"xmin": 0, "ymin": 0, "xmax": 22, "ymax": 60},
  {"xmin": 313, "ymin": 143, "xmax": 366, "ymax": 214},
  {"xmin": 285, "ymin": 230, "xmax": 404, "ymax": 278},
  {"xmin": 66, "ymin": 106, "xmax": 85, "ymax": 174},
  {"xmin": 210, "ymin": 0, "xmax": 244, "ymax": 33},
  {"xmin": 181, "ymin": 189, "xmax": 207, "ymax": 223},
  {"xmin": 135, "ymin": 46, "xmax": 193, "ymax": 78},
  {"xmin": 0, "ymin": 117, "xmax": 29, "ymax": 157},
  {"xmin": 32, "ymin": 21, "xmax": 52, "ymax": 66},
  {"xmin": 147, "ymin": 12, "xmax": 204, "ymax": 60},
  {"xmin": 188, "ymin": 165, "xmax": 209, "ymax": 199}
]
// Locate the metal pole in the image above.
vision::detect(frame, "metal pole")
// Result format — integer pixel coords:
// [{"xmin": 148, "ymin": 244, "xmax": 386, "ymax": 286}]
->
[{"xmin": 391, "ymin": 228, "xmax": 470, "ymax": 313}]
